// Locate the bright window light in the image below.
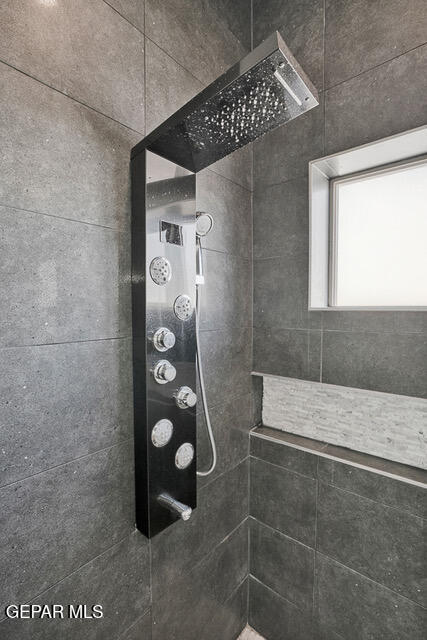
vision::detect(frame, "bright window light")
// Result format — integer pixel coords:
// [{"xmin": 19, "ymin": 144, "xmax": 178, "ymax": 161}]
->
[{"xmin": 330, "ymin": 159, "xmax": 427, "ymax": 307}]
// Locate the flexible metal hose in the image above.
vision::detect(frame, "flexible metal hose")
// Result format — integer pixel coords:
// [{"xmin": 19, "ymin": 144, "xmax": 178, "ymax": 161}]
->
[{"xmin": 195, "ymin": 283, "xmax": 217, "ymax": 477}]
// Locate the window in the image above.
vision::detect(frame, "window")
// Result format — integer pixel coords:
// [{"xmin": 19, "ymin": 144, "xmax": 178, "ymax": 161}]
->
[
  {"xmin": 309, "ymin": 126, "xmax": 427, "ymax": 309},
  {"xmin": 329, "ymin": 159, "xmax": 427, "ymax": 307}
]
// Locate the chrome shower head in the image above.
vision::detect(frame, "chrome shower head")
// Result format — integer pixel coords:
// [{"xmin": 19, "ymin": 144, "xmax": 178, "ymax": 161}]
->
[
  {"xmin": 196, "ymin": 212, "xmax": 214, "ymax": 237},
  {"xmin": 132, "ymin": 31, "xmax": 319, "ymax": 172}
]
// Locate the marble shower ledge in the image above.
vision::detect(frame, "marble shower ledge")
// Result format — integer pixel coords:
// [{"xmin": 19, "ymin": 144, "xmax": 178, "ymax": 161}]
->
[
  {"xmin": 251, "ymin": 426, "xmax": 427, "ymax": 488},
  {"xmin": 252, "ymin": 372, "xmax": 427, "ymax": 473}
]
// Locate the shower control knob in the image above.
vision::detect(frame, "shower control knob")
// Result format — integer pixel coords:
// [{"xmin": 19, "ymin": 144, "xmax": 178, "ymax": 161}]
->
[
  {"xmin": 153, "ymin": 327, "xmax": 176, "ymax": 352},
  {"xmin": 175, "ymin": 386, "xmax": 197, "ymax": 409},
  {"xmin": 153, "ymin": 360, "xmax": 177, "ymax": 384}
]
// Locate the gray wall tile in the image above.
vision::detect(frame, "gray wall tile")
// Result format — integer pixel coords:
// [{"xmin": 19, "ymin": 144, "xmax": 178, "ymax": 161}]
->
[
  {"xmin": 0, "ymin": 338, "xmax": 132, "ymax": 486},
  {"xmin": 253, "ymin": 97, "xmax": 324, "ymax": 189},
  {"xmin": 317, "ymin": 483, "xmax": 426, "ymax": 605},
  {"xmin": 325, "ymin": 45, "xmax": 427, "ymax": 155},
  {"xmin": 315, "ymin": 554, "xmax": 426, "ymax": 640},
  {"xmin": 0, "ymin": 442, "xmax": 134, "ymax": 612},
  {"xmin": 197, "ymin": 393, "xmax": 251, "ymax": 488},
  {"xmin": 253, "ymin": 0, "xmax": 324, "ymax": 89},
  {"xmin": 250, "ymin": 519, "xmax": 315, "ymax": 611},
  {"xmin": 145, "ymin": 38, "xmax": 202, "ymax": 134},
  {"xmin": 198, "ymin": 251, "xmax": 252, "ymax": 331},
  {"xmin": 325, "ymin": 0, "xmax": 427, "ymax": 87},
  {"xmin": 104, "ymin": 0, "xmax": 145, "ymax": 32},
  {"xmin": 249, "ymin": 576, "xmax": 314, "ymax": 640},
  {"xmin": 198, "ymin": 326, "xmax": 252, "ymax": 408},
  {"xmin": 120, "ymin": 610, "xmax": 152, "ymax": 640},
  {"xmin": 152, "ymin": 522, "xmax": 248, "ymax": 640},
  {"xmin": 0, "ymin": 63, "xmax": 139, "ymax": 228},
  {"xmin": 151, "ymin": 460, "xmax": 248, "ymax": 600},
  {"xmin": 197, "ymin": 169, "xmax": 252, "ymax": 257},
  {"xmin": 322, "ymin": 331, "xmax": 427, "ymax": 399},
  {"xmin": 253, "ymin": 328, "xmax": 321, "ymax": 381},
  {"xmin": 0, "ymin": 0, "xmax": 145, "ymax": 130},
  {"xmin": 145, "ymin": 0, "xmax": 248, "ymax": 85},
  {"xmin": 209, "ymin": 145, "xmax": 253, "ymax": 191},
  {"xmin": 0, "ymin": 207, "xmax": 131, "ymax": 347},
  {"xmin": 0, "ymin": 534, "xmax": 150, "ymax": 640},
  {"xmin": 250, "ymin": 433, "xmax": 319, "ymax": 479},
  {"xmin": 318, "ymin": 458, "xmax": 427, "ymax": 518},
  {"xmin": 250, "ymin": 457, "xmax": 317, "ymax": 546}
]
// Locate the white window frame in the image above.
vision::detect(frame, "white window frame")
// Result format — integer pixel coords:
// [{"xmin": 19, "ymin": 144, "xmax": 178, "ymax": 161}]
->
[
  {"xmin": 328, "ymin": 156, "xmax": 427, "ymax": 309},
  {"xmin": 308, "ymin": 125, "xmax": 427, "ymax": 311}
]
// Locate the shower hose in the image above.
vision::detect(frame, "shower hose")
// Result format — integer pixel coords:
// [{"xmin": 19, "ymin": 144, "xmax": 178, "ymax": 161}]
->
[{"xmin": 195, "ymin": 283, "xmax": 217, "ymax": 477}]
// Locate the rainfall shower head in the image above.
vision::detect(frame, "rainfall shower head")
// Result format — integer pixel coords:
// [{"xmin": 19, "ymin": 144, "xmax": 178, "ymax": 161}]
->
[{"xmin": 132, "ymin": 31, "xmax": 319, "ymax": 173}]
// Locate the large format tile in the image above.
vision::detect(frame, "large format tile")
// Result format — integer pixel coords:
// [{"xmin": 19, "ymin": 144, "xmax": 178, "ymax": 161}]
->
[
  {"xmin": 325, "ymin": 0, "xmax": 427, "ymax": 87},
  {"xmin": 253, "ymin": 327, "xmax": 321, "ymax": 381},
  {"xmin": 197, "ymin": 169, "xmax": 252, "ymax": 258},
  {"xmin": 315, "ymin": 554, "xmax": 426, "ymax": 640},
  {"xmin": 0, "ymin": 62, "xmax": 138, "ymax": 228},
  {"xmin": 325, "ymin": 45, "xmax": 427, "ymax": 155},
  {"xmin": 317, "ymin": 483, "xmax": 426, "ymax": 605},
  {"xmin": 253, "ymin": 177, "xmax": 309, "ymax": 260},
  {"xmin": 145, "ymin": 0, "xmax": 247, "ymax": 85},
  {"xmin": 150, "ymin": 460, "xmax": 248, "ymax": 600},
  {"xmin": 253, "ymin": 0, "xmax": 324, "ymax": 89},
  {"xmin": 209, "ymin": 0, "xmax": 251, "ymax": 50},
  {"xmin": 0, "ymin": 339, "xmax": 132, "ymax": 487},
  {"xmin": 209, "ymin": 144, "xmax": 253, "ymax": 191},
  {"xmin": 0, "ymin": 534, "xmax": 150, "ymax": 639},
  {"xmin": 152, "ymin": 522, "xmax": 248, "ymax": 640},
  {"xmin": 0, "ymin": 0, "xmax": 144, "ymax": 130},
  {"xmin": 254, "ymin": 255, "xmax": 321, "ymax": 331},
  {"xmin": 145, "ymin": 38, "xmax": 202, "ymax": 133},
  {"xmin": 198, "ymin": 326, "xmax": 252, "ymax": 408},
  {"xmin": 104, "ymin": 0, "xmax": 145, "ymax": 32},
  {"xmin": 197, "ymin": 392, "xmax": 251, "ymax": 488},
  {"xmin": 250, "ymin": 457, "xmax": 317, "ymax": 546},
  {"xmin": 120, "ymin": 610, "xmax": 152, "ymax": 640},
  {"xmin": 250, "ymin": 519, "xmax": 314, "ymax": 611},
  {"xmin": 250, "ymin": 433, "xmax": 319, "ymax": 479},
  {"xmin": 322, "ymin": 330, "xmax": 427, "ymax": 398},
  {"xmin": 318, "ymin": 458, "xmax": 427, "ymax": 518},
  {"xmin": 321, "ymin": 309, "xmax": 427, "ymax": 335},
  {"xmin": 0, "ymin": 206, "xmax": 130, "ymax": 346},
  {"xmin": 253, "ymin": 94, "xmax": 324, "ymax": 189},
  {"xmin": 249, "ymin": 577, "xmax": 314, "ymax": 640},
  {"xmin": 0, "ymin": 442, "xmax": 134, "ymax": 612},
  {"xmin": 198, "ymin": 250, "xmax": 252, "ymax": 331}
]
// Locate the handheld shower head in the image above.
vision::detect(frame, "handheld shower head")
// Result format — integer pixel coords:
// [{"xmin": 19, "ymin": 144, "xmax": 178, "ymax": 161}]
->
[{"xmin": 196, "ymin": 212, "xmax": 214, "ymax": 238}]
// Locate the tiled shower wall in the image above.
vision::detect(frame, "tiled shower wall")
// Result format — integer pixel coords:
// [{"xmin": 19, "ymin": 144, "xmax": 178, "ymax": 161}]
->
[
  {"xmin": 252, "ymin": 0, "xmax": 427, "ymax": 398},
  {"xmin": 0, "ymin": 2, "xmax": 253, "ymax": 639},
  {"xmin": 249, "ymin": 432, "xmax": 426, "ymax": 640}
]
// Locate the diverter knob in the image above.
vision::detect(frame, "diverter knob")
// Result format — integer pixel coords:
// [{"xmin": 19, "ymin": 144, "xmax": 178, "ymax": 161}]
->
[
  {"xmin": 175, "ymin": 386, "xmax": 197, "ymax": 409},
  {"xmin": 153, "ymin": 360, "xmax": 176, "ymax": 384}
]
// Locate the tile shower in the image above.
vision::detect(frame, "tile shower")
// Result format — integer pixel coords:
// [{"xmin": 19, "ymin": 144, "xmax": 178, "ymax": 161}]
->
[{"xmin": 0, "ymin": 2, "xmax": 425, "ymax": 640}]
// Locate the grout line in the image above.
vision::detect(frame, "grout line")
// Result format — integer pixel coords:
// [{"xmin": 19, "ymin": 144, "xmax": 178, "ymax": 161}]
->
[
  {"xmin": 249, "ymin": 574, "xmax": 308, "ymax": 614},
  {"xmin": 0, "ymin": 335, "xmax": 131, "ymax": 352},
  {"xmin": 0, "ymin": 59, "xmax": 143, "ymax": 137},
  {"xmin": 0, "ymin": 531, "xmax": 137, "ymax": 624},
  {"xmin": 118, "ymin": 608, "xmax": 151, "ymax": 640},
  {"xmin": 204, "ymin": 165, "xmax": 253, "ymax": 193},
  {"xmin": 144, "ymin": 34, "xmax": 205, "ymax": 89},
  {"xmin": 0, "ymin": 202, "xmax": 122, "ymax": 231},
  {"xmin": 316, "ymin": 551, "xmax": 427, "ymax": 610},
  {"xmin": 0, "ymin": 438, "xmax": 133, "ymax": 491},
  {"xmin": 251, "ymin": 454, "xmax": 318, "ymax": 482},
  {"xmin": 199, "ymin": 455, "xmax": 249, "ymax": 492},
  {"xmin": 101, "ymin": 0, "xmax": 143, "ymax": 36},
  {"xmin": 324, "ymin": 41, "xmax": 427, "ymax": 92},
  {"xmin": 249, "ymin": 516, "xmax": 316, "ymax": 553}
]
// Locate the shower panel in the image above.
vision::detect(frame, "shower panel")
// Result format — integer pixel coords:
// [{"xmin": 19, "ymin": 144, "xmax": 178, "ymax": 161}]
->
[{"xmin": 131, "ymin": 31, "xmax": 319, "ymax": 537}]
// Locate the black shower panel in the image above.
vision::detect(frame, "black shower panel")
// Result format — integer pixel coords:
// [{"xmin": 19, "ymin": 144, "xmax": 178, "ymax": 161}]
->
[{"xmin": 132, "ymin": 150, "xmax": 197, "ymax": 538}]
